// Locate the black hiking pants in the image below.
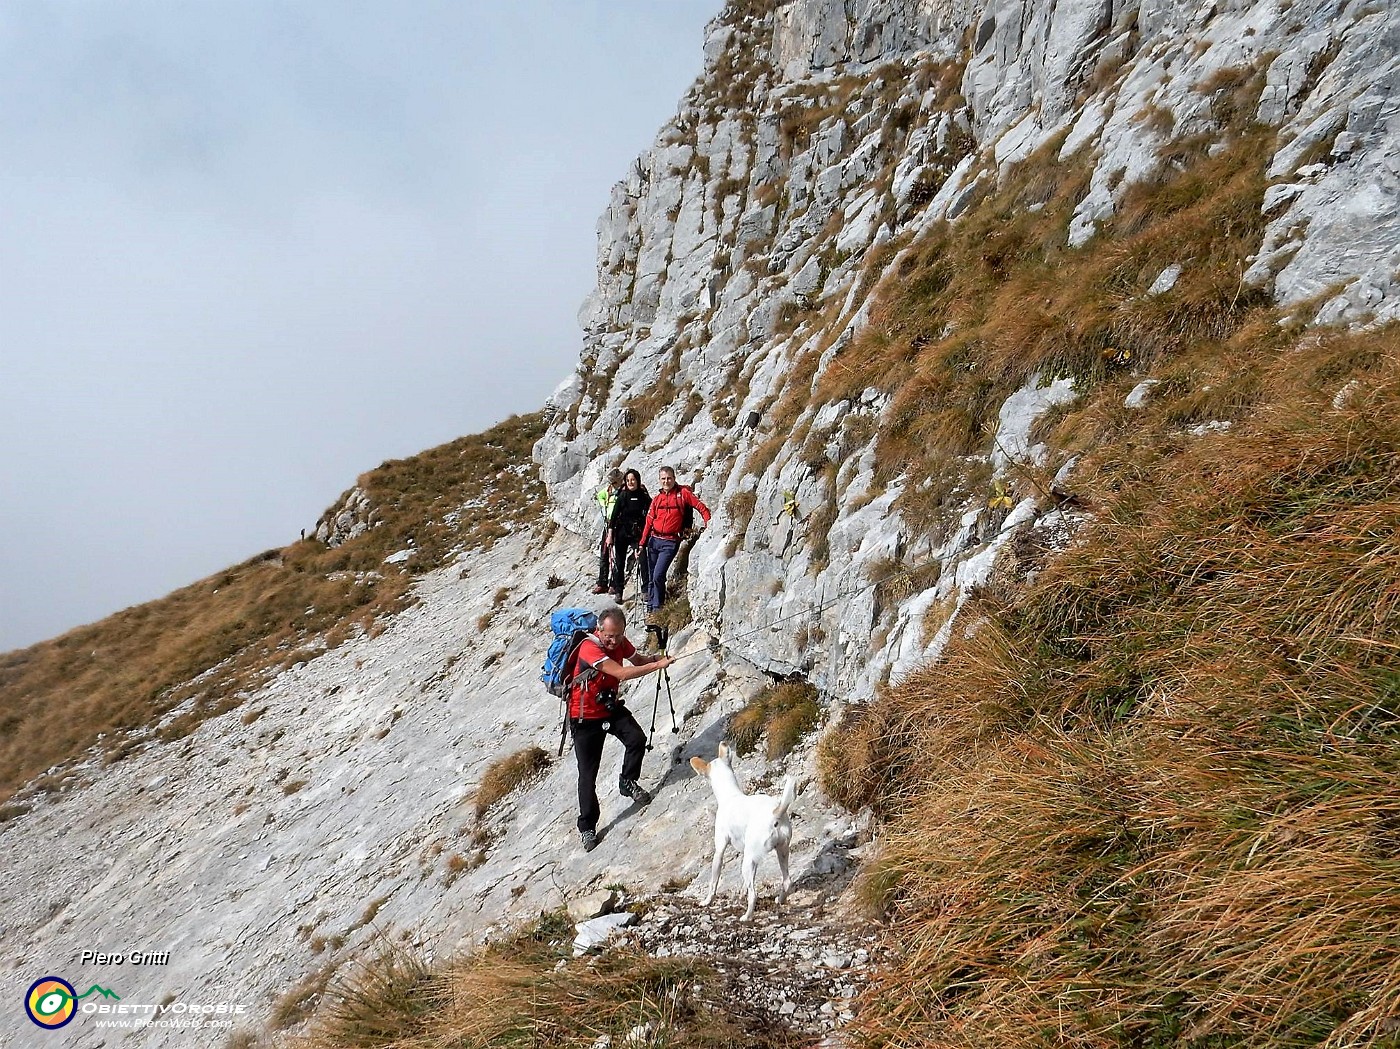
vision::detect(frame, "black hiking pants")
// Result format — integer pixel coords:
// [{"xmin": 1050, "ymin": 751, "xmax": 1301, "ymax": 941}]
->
[
  {"xmin": 608, "ymin": 537, "xmax": 639, "ymax": 594},
  {"xmin": 570, "ymin": 708, "xmax": 647, "ymax": 833}
]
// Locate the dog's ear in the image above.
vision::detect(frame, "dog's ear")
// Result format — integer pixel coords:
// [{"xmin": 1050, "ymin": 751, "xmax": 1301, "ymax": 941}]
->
[
  {"xmin": 689, "ymin": 756, "xmax": 710, "ymax": 775},
  {"xmin": 717, "ymin": 742, "xmax": 730, "ymax": 761}
]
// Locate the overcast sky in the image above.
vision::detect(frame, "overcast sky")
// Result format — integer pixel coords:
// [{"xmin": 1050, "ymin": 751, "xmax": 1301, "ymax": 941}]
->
[{"xmin": 0, "ymin": 0, "xmax": 722, "ymax": 651}]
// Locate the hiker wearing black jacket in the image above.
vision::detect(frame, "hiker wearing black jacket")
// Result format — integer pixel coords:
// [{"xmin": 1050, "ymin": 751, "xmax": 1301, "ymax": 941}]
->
[{"xmin": 606, "ymin": 469, "xmax": 651, "ymax": 597}]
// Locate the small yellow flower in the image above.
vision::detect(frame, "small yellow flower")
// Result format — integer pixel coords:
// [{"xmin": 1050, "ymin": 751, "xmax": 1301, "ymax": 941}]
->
[{"xmin": 988, "ymin": 479, "xmax": 1015, "ymax": 511}]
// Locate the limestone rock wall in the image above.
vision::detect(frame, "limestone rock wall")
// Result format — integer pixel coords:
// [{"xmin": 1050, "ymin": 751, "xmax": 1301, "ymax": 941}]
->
[{"xmin": 537, "ymin": 0, "xmax": 1400, "ymax": 699}]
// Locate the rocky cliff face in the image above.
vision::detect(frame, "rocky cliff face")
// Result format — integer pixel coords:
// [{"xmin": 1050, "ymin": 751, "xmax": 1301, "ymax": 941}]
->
[
  {"xmin": 3, "ymin": 2, "xmax": 1396, "ymax": 1045},
  {"xmin": 537, "ymin": 0, "xmax": 1399, "ymax": 700}
]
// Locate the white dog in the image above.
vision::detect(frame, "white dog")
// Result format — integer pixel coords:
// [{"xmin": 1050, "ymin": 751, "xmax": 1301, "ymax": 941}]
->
[{"xmin": 689, "ymin": 743, "xmax": 795, "ymax": 921}]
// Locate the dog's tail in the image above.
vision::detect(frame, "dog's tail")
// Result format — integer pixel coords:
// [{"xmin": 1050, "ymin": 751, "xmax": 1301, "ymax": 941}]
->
[{"xmin": 774, "ymin": 776, "xmax": 796, "ymax": 819}]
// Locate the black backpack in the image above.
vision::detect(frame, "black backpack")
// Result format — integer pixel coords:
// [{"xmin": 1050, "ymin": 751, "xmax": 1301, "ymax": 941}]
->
[{"xmin": 679, "ymin": 485, "xmax": 697, "ymax": 533}]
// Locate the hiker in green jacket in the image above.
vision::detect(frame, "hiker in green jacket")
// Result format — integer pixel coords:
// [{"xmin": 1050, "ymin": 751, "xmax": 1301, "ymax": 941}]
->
[{"xmin": 592, "ymin": 470, "xmax": 623, "ymax": 594}]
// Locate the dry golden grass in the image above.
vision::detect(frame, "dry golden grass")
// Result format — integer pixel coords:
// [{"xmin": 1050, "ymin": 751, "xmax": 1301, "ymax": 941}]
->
[
  {"xmin": 0, "ymin": 413, "xmax": 546, "ymax": 806},
  {"xmin": 741, "ymin": 344, "xmax": 825, "ymax": 483},
  {"xmin": 650, "ymin": 595, "xmax": 695, "ymax": 638},
  {"xmin": 286, "ymin": 911, "xmax": 797, "ymax": 1049},
  {"xmin": 823, "ymin": 334, "xmax": 1400, "ymax": 1047},
  {"xmin": 730, "ymin": 680, "xmax": 821, "ymax": 759},
  {"xmin": 804, "ymin": 463, "xmax": 841, "ymax": 569},
  {"xmin": 819, "ymin": 115, "xmax": 1278, "ymax": 547},
  {"xmin": 618, "ymin": 342, "xmax": 685, "ymax": 448},
  {"xmin": 271, "ymin": 959, "xmax": 345, "ymax": 1032},
  {"xmin": 473, "ymin": 746, "xmax": 550, "ymax": 819},
  {"xmin": 726, "ymin": 489, "xmax": 759, "ymax": 535}
]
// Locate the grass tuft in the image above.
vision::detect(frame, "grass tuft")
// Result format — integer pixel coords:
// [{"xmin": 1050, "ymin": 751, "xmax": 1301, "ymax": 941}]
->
[
  {"xmin": 304, "ymin": 946, "xmax": 436, "ymax": 1046},
  {"xmin": 291, "ymin": 909, "xmax": 798, "ymax": 1049},
  {"xmin": 730, "ymin": 681, "xmax": 822, "ymax": 759},
  {"xmin": 649, "ymin": 597, "xmax": 694, "ymax": 640},
  {"xmin": 474, "ymin": 747, "xmax": 550, "ymax": 819}
]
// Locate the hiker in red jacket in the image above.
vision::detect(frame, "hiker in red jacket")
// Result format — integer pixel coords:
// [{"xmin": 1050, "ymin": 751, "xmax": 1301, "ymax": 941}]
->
[
  {"xmin": 639, "ymin": 466, "xmax": 711, "ymax": 613},
  {"xmin": 568, "ymin": 608, "xmax": 673, "ymax": 852}
]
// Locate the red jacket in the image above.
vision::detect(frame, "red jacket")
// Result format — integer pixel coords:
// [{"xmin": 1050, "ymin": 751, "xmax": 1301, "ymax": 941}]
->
[
  {"xmin": 569, "ymin": 635, "xmax": 635, "ymax": 719},
  {"xmin": 640, "ymin": 486, "xmax": 711, "ymax": 544}
]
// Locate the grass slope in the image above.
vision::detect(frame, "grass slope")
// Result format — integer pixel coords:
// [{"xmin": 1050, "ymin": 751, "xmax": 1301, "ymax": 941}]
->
[
  {"xmin": 827, "ymin": 333, "xmax": 1400, "ymax": 1047},
  {"xmin": 0, "ymin": 412, "xmax": 546, "ymax": 808},
  {"xmin": 805, "ymin": 79, "xmax": 1400, "ymax": 1045}
]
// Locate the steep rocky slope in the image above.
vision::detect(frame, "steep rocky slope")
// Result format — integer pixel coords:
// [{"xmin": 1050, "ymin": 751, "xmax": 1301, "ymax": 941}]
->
[
  {"xmin": 0, "ymin": 525, "xmax": 865, "ymax": 1047},
  {"xmin": 537, "ymin": 0, "xmax": 1399, "ymax": 699},
  {"xmin": 3, "ymin": 1, "xmax": 1397, "ymax": 1046}
]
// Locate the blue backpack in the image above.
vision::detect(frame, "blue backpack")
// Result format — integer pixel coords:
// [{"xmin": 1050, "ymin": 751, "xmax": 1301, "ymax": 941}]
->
[{"xmin": 541, "ymin": 608, "xmax": 598, "ymax": 699}]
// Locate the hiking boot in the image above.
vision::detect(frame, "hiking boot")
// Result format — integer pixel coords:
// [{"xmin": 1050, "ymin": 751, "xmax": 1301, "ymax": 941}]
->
[
  {"xmin": 591, "ymin": 585, "xmax": 607, "ymax": 594},
  {"xmin": 608, "ymin": 590, "xmax": 623, "ymax": 599},
  {"xmin": 581, "ymin": 828, "xmax": 600, "ymax": 852},
  {"xmin": 619, "ymin": 779, "xmax": 652, "ymax": 805}
]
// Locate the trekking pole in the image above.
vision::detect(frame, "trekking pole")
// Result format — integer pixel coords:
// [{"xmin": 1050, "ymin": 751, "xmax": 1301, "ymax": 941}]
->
[
  {"xmin": 647, "ymin": 673, "xmax": 662, "ymax": 751},
  {"xmin": 660, "ymin": 663, "xmax": 678, "ymax": 734},
  {"xmin": 644, "ymin": 623, "xmax": 669, "ymax": 751}
]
